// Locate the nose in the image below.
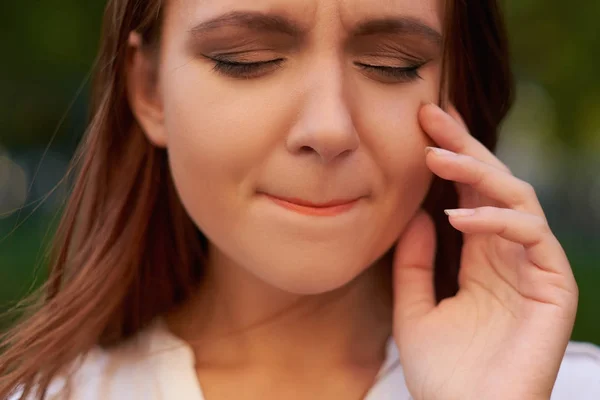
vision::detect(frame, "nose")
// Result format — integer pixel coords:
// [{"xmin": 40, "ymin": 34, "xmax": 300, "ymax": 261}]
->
[{"xmin": 285, "ymin": 68, "xmax": 359, "ymax": 164}]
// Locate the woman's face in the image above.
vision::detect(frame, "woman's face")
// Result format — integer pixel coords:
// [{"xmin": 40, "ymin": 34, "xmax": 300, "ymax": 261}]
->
[{"xmin": 137, "ymin": 0, "xmax": 443, "ymax": 294}]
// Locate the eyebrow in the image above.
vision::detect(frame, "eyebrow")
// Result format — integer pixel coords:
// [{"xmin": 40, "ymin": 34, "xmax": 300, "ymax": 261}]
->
[
  {"xmin": 190, "ymin": 11, "xmax": 304, "ymax": 37},
  {"xmin": 190, "ymin": 11, "xmax": 442, "ymax": 45},
  {"xmin": 352, "ymin": 17, "xmax": 442, "ymax": 46}
]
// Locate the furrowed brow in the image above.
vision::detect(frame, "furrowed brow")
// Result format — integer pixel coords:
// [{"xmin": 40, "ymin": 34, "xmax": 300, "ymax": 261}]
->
[
  {"xmin": 190, "ymin": 11, "xmax": 305, "ymax": 37},
  {"xmin": 352, "ymin": 16, "xmax": 442, "ymax": 48}
]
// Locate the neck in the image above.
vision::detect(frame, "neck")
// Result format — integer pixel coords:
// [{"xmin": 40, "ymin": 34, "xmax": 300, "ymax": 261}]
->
[{"xmin": 166, "ymin": 245, "xmax": 394, "ymax": 370}]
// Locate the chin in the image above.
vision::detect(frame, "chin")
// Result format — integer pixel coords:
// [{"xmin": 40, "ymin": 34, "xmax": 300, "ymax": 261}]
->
[{"xmin": 247, "ymin": 250, "xmax": 378, "ymax": 295}]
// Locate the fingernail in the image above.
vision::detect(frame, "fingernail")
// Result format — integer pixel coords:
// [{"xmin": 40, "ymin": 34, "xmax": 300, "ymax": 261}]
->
[
  {"xmin": 444, "ymin": 209, "xmax": 476, "ymax": 217},
  {"xmin": 425, "ymin": 146, "xmax": 457, "ymax": 157}
]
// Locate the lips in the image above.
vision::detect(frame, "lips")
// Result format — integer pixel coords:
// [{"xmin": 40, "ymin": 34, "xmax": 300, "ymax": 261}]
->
[
  {"xmin": 260, "ymin": 193, "xmax": 363, "ymax": 216},
  {"xmin": 267, "ymin": 195, "xmax": 358, "ymax": 208}
]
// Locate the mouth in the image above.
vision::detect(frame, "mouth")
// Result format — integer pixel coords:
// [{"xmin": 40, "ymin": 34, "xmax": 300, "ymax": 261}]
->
[{"xmin": 260, "ymin": 193, "xmax": 363, "ymax": 216}]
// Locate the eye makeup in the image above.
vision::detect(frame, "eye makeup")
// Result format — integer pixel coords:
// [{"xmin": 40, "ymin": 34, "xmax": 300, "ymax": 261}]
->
[
  {"xmin": 187, "ymin": 12, "xmax": 440, "ymax": 83},
  {"xmin": 207, "ymin": 56, "xmax": 286, "ymax": 79}
]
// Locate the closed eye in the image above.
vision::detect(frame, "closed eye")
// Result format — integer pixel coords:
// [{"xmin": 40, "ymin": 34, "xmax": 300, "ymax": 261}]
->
[
  {"xmin": 204, "ymin": 55, "xmax": 426, "ymax": 83},
  {"xmin": 354, "ymin": 62, "xmax": 425, "ymax": 83},
  {"xmin": 208, "ymin": 58, "xmax": 285, "ymax": 79}
]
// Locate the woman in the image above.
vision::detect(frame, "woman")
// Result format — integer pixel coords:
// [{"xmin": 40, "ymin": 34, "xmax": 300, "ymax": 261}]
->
[{"xmin": 1, "ymin": 0, "xmax": 599, "ymax": 399}]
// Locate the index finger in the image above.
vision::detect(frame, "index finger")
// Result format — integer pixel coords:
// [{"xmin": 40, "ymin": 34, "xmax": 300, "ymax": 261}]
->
[{"xmin": 419, "ymin": 103, "xmax": 511, "ymax": 173}]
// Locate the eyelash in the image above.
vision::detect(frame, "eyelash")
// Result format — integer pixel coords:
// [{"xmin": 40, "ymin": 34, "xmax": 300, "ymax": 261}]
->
[
  {"xmin": 354, "ymin": 62, "xmax": 424, "ymax": 83},
  {"xmin": 210, "ymin": 58, "xmax": 285, "ymax": 79},
  {"xmin": 209, "ymin": 57, "xmax": 426, "ymax": 83}
]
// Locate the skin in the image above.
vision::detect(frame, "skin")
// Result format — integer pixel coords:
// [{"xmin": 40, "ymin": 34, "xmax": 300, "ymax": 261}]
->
[{"xmin": 127, "ymin": 0, "xmax": 578, "ymax": 399}]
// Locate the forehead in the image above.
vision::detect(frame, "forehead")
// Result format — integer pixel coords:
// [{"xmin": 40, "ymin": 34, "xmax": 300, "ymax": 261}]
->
[{"xmin": 165, "ymin": 0, "xmax": 444, "ymax": 35}]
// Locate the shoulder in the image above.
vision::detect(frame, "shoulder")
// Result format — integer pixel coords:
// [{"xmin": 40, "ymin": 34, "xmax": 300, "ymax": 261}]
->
[
  {"xmin": 9, "ymin": 319, "xmax": 190, "ymax": 400},
  {"xmin": 63, "ymin": 330, "xmax": 161, "ymax": 399},
  {"xmin": 551, "ymin": 341, "xmax": 600, "ymax": 400}
]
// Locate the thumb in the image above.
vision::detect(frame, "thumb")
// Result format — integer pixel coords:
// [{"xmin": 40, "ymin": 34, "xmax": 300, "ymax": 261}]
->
[{"xmin": 393, "ymin": 209, "xmax": 437, "ymax": 323}]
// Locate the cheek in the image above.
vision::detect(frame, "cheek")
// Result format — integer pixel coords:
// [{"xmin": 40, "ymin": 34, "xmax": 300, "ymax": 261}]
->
[
  {"xmin": 158, "ymin": 62, "xmax": 305, "ymax": 233},
  {"xmin": 163, "ymin": 76, "xmax": 263, "ymax": 183},
  {"xmin": 355, "ymin": 65, "xmax": 439, "ymax": 192},
  {"xmin": 350, "ymin": 67, "xmax": 439, "ymax": 241},
  {"xmin": 160, "ymin": 68, "xmax": 252, "ymax": 232}
]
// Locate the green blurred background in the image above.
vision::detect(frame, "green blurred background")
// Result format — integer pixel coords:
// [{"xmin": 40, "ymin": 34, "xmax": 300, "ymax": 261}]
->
[{"xmin": 0, "ymin": 2, "xmax": 599, "ymax": 342}]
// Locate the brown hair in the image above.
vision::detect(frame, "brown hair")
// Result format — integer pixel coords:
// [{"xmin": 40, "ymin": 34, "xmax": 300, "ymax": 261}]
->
[{"xmin": 0, "ymin": 0, "xmax": 514, "ymax": 398}]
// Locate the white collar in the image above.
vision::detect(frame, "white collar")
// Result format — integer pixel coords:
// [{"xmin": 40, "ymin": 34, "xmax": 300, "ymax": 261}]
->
[{"xmin": 145, "ymin": 318, "xmax": 410, "ymax": 400}]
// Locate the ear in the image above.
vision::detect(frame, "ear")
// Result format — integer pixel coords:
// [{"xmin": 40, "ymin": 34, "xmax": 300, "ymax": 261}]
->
[{"xmin": 126, "ymin": 32, "xmax": 167, "ymax": 148}]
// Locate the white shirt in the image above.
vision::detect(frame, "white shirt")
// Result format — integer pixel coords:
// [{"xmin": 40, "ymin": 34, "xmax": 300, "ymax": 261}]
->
[{"xmin": 12, "ymin": 318, "xmax": 600, "ymax": 399}]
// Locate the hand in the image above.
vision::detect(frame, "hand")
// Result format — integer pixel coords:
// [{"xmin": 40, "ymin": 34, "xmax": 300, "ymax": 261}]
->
[{"xmin": 392, "ymin": 103, "xmax": 578, "ymax": 400}]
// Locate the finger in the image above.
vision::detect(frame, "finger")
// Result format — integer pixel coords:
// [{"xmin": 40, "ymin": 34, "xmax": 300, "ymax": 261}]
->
[
  {"xmin": 393, "ymin": 210, "xmax": 437, "ymax": 322},
  {"xmin": 445, "ymin": 207, "xmax": 570, "ymax": 275},
  {"xmin": 425, "ymin": 147, "xmax": 546, "ymax": 217},
  {"xmin": 419, "ymin": 103, "xmax": 511, "ymax": 173}
]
